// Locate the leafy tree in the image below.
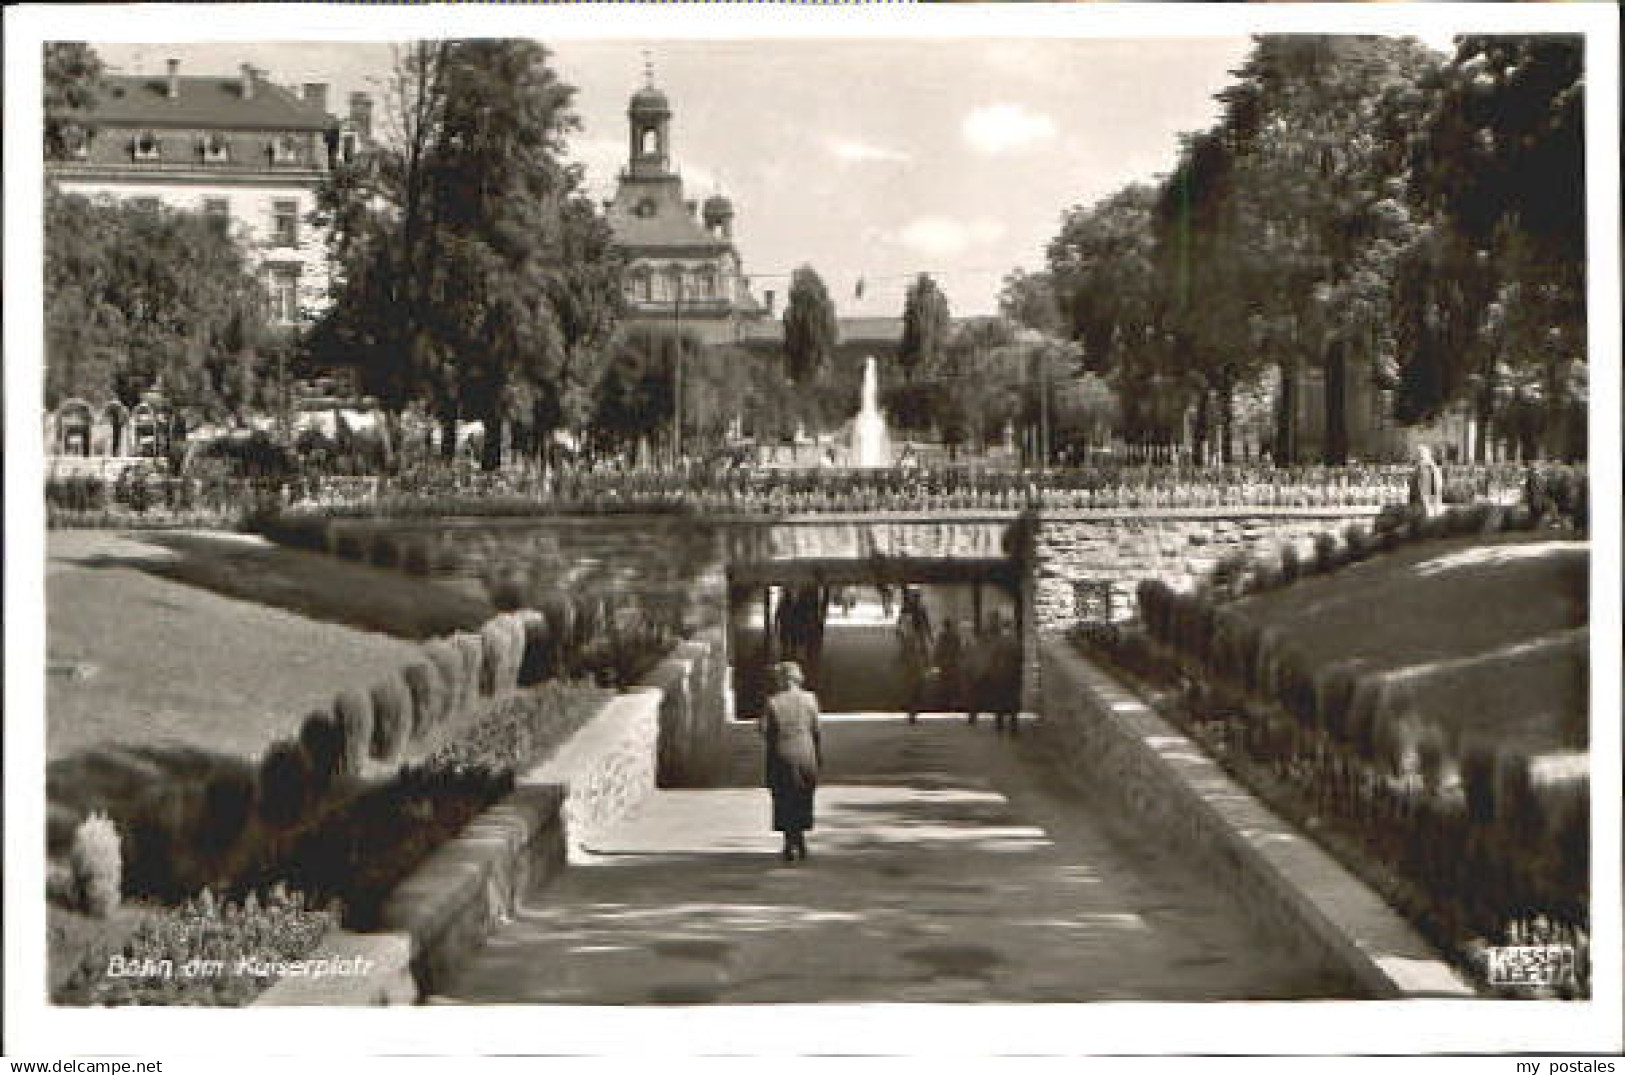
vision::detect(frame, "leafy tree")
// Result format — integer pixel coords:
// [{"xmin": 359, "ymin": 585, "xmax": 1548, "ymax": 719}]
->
[
  {"xmin": 781, "ymin": 265, "xmax": 837, "ymax": 384},
  {"xmin": 44, "ymin": 42, "xmax": 104, "ymax": 159},
  {"xmin": 1396, "ymin": 34, "xmax": 1586, "ymax": 459},
  {"xmin": 314, "ymin": 40, "xmax": 622, "ymax": 470},
  {"xmin": 45, "ymin": 190, "xmax": 268, "ymax": 420},
  {"xmin": 591, "ymin": 326, "xmax": 692, "ymax": 451},
  {"xmin": 898, "ymin": 273, "xmax": 950, "ymax": 382},
  {"xmin": 997, "ymin": 268, "xmax": 1064, "ymax": 338}
]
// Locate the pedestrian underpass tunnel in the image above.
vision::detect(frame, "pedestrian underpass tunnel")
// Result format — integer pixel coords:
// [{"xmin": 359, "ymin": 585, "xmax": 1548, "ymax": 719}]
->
[{"xmin": 721, "ymin": 517, "xmax": 1032, "ymax": 719}]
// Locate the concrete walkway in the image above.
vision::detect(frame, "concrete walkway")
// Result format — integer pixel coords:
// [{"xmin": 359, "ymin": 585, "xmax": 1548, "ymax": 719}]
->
[{"xmin": 435, "ymin": 714, "xmax": 1354, "ymax": 1004}]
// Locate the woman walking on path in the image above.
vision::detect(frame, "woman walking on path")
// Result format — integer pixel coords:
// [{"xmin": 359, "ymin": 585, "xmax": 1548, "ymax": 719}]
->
[{"xmin": 761, "ymin": 661, "xmax": 824, "ymax": 862}]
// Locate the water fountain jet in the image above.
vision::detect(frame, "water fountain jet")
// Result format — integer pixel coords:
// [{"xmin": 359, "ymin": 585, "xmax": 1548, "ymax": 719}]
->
[{"xmin": 849, "ymin": 356, "xmax": 893, "ymax": 468}]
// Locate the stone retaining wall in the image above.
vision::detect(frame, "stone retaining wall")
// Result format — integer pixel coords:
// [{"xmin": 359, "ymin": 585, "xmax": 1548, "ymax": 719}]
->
[
  {"xmin": 1032, "ymin": 508, "xmax": 1379, "ymax": 634},
  {"xmin": 1036, "ymin": 639, "xmax": 1475, "ymax": 998}
]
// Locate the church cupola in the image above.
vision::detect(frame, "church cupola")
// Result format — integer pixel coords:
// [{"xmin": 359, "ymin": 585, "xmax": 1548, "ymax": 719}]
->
[
  {"xmin": 702, "ymin": 193, "xmax": 735, "ymax": 240},
  {"xmin": 628, "ymin": 64, "xmax": 672, "ymax": 179}
]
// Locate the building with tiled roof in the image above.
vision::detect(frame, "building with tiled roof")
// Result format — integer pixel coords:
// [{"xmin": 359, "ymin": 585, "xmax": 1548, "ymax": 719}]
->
[
  {"xmin": 605, "ymin": 73, "xmax": 762, "ymax": 345},
  {"xmin": 47, "ymin": 58, "xmax": 373, "ymax": 334}
]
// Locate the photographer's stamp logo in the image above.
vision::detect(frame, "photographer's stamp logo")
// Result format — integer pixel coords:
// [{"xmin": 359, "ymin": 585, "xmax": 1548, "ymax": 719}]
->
[{"xmin": 1485, "ymin": 944, "xmax": 1576, "ymax": 988}]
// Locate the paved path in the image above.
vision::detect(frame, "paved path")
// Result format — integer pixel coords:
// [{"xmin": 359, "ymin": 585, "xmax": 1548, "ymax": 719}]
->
[{"xmin": 435, "ymin": 713, "xmax": 1354, "ymax": 1004}]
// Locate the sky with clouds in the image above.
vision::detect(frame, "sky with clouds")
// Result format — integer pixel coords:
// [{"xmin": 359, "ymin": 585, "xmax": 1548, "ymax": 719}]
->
[{"xmin": 97, "ymin": 35, "xmax": 1446, "ymax": 318}]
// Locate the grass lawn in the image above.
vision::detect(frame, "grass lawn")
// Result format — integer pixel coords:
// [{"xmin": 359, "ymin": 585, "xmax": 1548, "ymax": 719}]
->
[
  {"xmin": 1233, "ymin": 533, "xmax": 1588, "ymax": 754},
  {"xmin": 45, "ymin": 530, "xmax": 469, "ymax": 762}
]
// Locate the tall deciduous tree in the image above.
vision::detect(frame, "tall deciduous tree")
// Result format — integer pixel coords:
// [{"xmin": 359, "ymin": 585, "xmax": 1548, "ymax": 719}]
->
[
  {"xmin": 898, "ymin": 273, "xmax": 950, "ymax": 382},
  {"xmin": 45, "ymin": 190, "xmax": 268, "ymax": 418},
  {"xmin": 314, "ymin": 39, "xmax": 622, "ymax": 470},
  {"xmin": 782, "ymin": 265, "xmax": 837, "ymax": 385},
  {"xmin": 44, "ymin": 42, "xmax": 104, "ymax": 159},
  {"xmin": 997, "ymin": 269, "xmax": 1064, "ymax": 339},
  {"xmin": 1397, "ymin": 35, "xmax": 1586, "ymax": 459}
]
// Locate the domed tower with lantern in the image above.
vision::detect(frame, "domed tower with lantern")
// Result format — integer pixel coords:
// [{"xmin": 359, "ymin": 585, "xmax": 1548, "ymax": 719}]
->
[{"xmin": 605, "ymin": 64, "xmax": 761, "ymax": 345}]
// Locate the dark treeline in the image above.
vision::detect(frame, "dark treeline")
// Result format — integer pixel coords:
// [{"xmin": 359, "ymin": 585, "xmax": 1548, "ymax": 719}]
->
[{"xmin": 1039, "ymin": 35, "xmax": 1586, "ymax": 464}]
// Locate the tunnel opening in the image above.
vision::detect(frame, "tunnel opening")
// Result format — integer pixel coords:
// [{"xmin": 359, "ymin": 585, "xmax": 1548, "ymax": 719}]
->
[{"xmin": 725, "ymin": 559, "xmax": 1024, "ymax": 718}]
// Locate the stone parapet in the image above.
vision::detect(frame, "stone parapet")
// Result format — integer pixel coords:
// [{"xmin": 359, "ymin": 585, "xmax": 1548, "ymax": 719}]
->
[{"xmin": 1036, "ymin": 641, "xmax": 1476, "ymax": 998}]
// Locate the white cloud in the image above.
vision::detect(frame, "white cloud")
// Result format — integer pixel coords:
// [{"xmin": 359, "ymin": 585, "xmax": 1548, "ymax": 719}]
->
[
  {"xmin": 893, "ymin": 217, "xmax": 1006, "ymax": 257},
  {"xmin": 828, "ymin": 138, "xmax": 910, "ymax": 164},
  {"xmin": 961, "ymin": 103, "xmax": 1058, "ymax": 154}
]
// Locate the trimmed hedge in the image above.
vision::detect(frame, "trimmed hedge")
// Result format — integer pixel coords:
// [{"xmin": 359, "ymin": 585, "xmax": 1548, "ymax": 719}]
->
[
  {"xmin": 256, "ymin": 743, "xmax": 311, "ymax": 831},
  {"xmin": 401, "ymin": 661, "xmax": 442, "ymax": 741},
  {"xmin": 424, "ymin": 640, "xmax": 464, "ymax": 721},
  {"xmin": 297, "ymin": 711, "xmax": 344, "ymax": 797},
  {"xmin": 369, "ymin": 676, "xmax": 411, "ymax": 763},
  {"xmin": 333, "ymin": 690, "xmax": 374, "ymax": 775}
]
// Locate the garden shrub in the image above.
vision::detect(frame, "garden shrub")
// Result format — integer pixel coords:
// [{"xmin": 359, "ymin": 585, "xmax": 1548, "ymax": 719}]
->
[
  {"xmin": 517, "ymin": 612, "xmax": 551, "ymax": 687},
  {"xmin": 1343, "ymin": 675, "xmax": 1392, "ymax": 761},
  {"xmin": 370, "ymin": 532, "xmax": 402, "ymax": 570},
  {"xmin": 256, "ymin": 742, "xmax": 311, "ymax": 831},
  {"xmin": 401, "ymin": 538, "xmax": 432, "ymax": 577},
  {"xmin": 369, "ymin": 677, "xmax": 411, "ymax": 762},
  {"xmin": 1373, "ymin": 704, "xmax": 1427, "ymax": 778},
  {"xmin": 297, "ymin": 710, "xmax": 344, "ymax": 797},
  {"xmin": 1248, "ymin": 560, "xmax": 1283, "ymax": 594},
  {"xmin": 1480, "ymin": 505, "xmax": 1507, "ymax": 534},
  {"xmin": 1136, "ymin": 580, "xmax": 1173, "ymax": 643},
  {"xmin": 1311, "ymin": 531, "xmax": 1341, "ymax": 574},
  {"xmin": 1208, "ymin": 551, "xmax": 1252, "ymax": 598},
  {"xmin": 333, "ymin": 690, "xmax": 374, "ymax": 775},
  {"xmin": 1461, "ymin": 744, "xmax": 1498, "ymax": 824},
  {"xmin": 1493, "ymin": 750, "xmax": 1541, "ymax": 839},
  {"xmin": 487, "ymin": 570, "xmax": 529, "ymax": 612},
  {"xmin": 1415, "ymin": 723, "xmax": 1450, "ymax": 794},
  {"xmin": 1278, "ymin": 544, "xmax": 1302, "ymax": 584},
  {"xmin": 196, "ymin": 769, "xmax": 256, "ymax": 856},
  {"xmin": 424, "ymin": 641, "xmax": 463, "ymax": 722},
  {"xmin": 70, "ymin": 812, "xmax": 122, "ymax": 918},
  {"xmin": 1274, "ymin": 648, "xmax": 1319, "ymax": 730},
  {"xmin": 455, "ymin": 632, "xmax": 486, "ymax": 701},
  {"xmin": 333, "ymin": 528, "xmax": 368, "ymax": 562},
  {"xmin": 1312, "ymin": 661, "xmax": 1362, "ymax": 742},
  {"xmin": 1504, "ymin": 505, "xmax": 1535, "ymax": 532},
  {"xmin": 1343, "ymin": 526, "xmax": 1376, "ymax": 562},
  {"xmin": 479, "ymin": 617, "xmax": 516, "ymax": 696},
  {"xmin": 401, "ymin": 661, "xmax": 442, "ymax": 741}
]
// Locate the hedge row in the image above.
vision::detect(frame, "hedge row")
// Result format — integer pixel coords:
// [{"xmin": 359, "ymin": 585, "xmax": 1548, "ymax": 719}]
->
[
  {"xmin": 1127, "ymin": 511, "xmax": 1589, "ymax": 990},
  {"xmin": 53, "ymin": 609, "xmax": 549, "ymax": 911},
  {"xmin": 1198, "ymin": 501, "xmax": 1541, "ymax": 603}
]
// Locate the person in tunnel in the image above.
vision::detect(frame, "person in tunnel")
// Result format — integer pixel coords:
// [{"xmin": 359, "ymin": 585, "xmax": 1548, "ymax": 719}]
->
[
  {"xmin": 761, "ymin": 661, "xmax": 823, "ymax": 862},
  {"xmin": 934, "ymin": 618, "xmax": 967, "ymax": 720},
  {"xmin": 983, "ymin": 614, "xmax": 1023, "ymax": 736}
]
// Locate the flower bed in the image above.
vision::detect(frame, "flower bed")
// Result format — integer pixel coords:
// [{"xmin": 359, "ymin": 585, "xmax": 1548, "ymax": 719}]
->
[
  {"xmin": 76, "ymin": 461, "xmax": 1579, "ymax": 527},
  {"xmin": 47, "ymin": 679, "xmax": 614, "ymax": 1005},
  {"xmin": 52, "ymin": 887, "xmax": 336, "ymax": 1006}
]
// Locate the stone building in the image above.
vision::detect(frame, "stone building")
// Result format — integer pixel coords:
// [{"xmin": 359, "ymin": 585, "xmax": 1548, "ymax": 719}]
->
[
  {"xmin": 605, "ymin": 75, "xmax": 762, "ymax": 345},
  {"xmin": 47, "ymin": 58, "xmax": 371, "ymax": 333}
]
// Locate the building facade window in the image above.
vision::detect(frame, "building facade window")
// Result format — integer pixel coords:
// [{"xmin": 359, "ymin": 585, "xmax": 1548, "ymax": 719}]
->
[
  {"xmin": 271, "ymin": 200, "xmax": 299, "ymax": 247},
  {"xmin": 134, "ymin": 132, "xmax": 161, "ymax": 160},
  {"xmin": 268, "ymin": 267, "xmax": 301, "ymax": 324},
  {"xmin": 203, "ymin": 133, "xmax": 230, "ymax": 163},
  {"xmin": 270, "ymin": 135, "xmax": 302, "ymax": 164}
]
